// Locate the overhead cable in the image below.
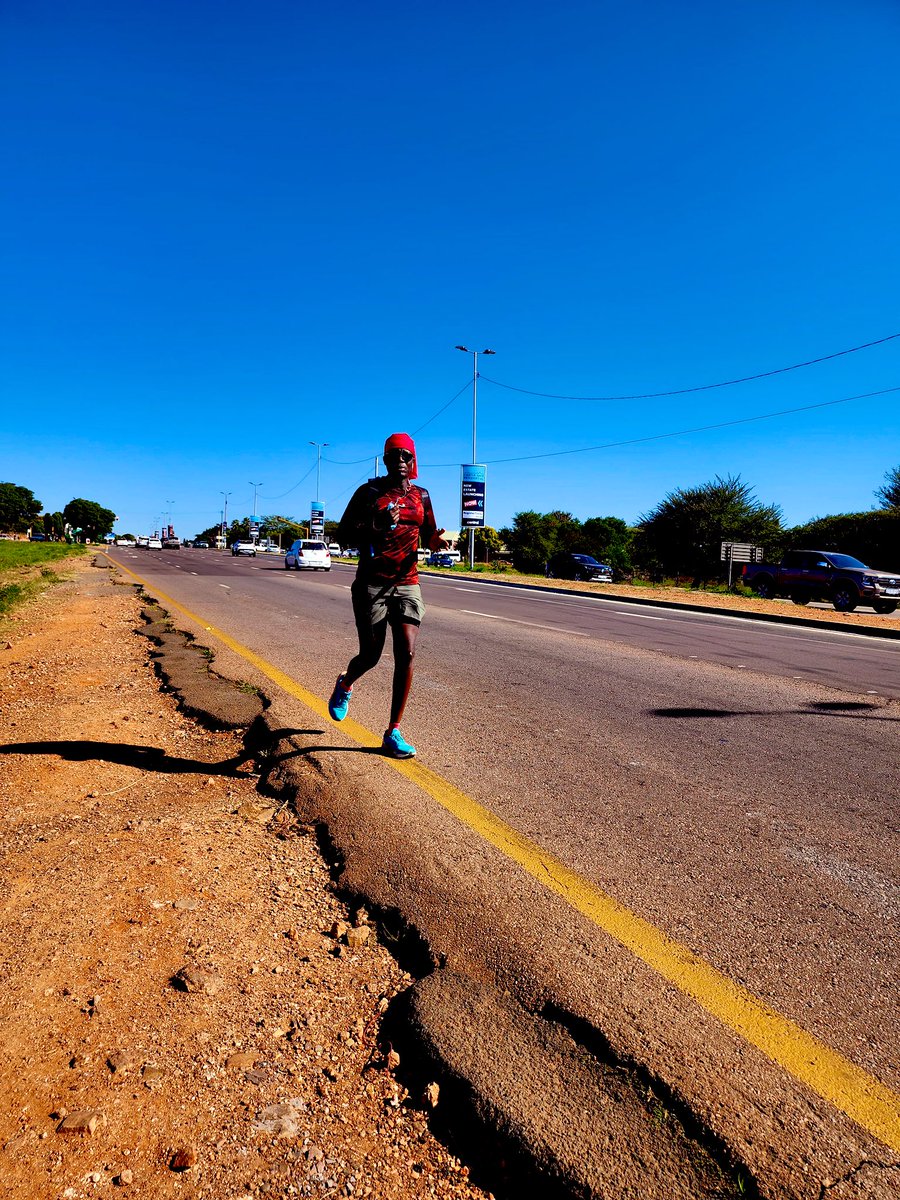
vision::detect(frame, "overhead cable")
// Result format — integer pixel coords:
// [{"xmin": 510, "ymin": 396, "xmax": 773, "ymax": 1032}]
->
[{"xmin": 479, "ymin": 331, "xmax": 900, "ymax": 402}]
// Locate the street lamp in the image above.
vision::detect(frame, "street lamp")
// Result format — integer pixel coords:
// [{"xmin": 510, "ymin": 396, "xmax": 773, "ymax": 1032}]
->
[
  {"xmin": 308, "ymin": 443, "xmax": 328, "ymax": 501},
  {"xmin": 220, "ymin": 491, "xmax": 231, "ymax": 550},
  {"xmin": 249, "ymin": 481, "xmax": 263, "ymax": 542},
  {"xmin": 165, "ymin": 499, "xmax": 175, "ymax": 537},
  {"xmin": 455, "ymin": 345, "xmax": 495, "ymax": 568}
]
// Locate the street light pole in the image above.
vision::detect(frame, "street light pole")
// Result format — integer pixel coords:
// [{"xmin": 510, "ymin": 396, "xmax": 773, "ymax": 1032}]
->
[
  {"xmin": 308, "ymin": 443, "xmax": 328, "ymax": 501},
  {"xmin": 455, "ymin": 345, "xmax": 495, "ymax": 568},
  {"xmin": 249, "ymin": 481, "xmax": 263, "ymax": 542},
  {"xmin": 220, "ymin": 491, "xmax": 231, "ymax": 550}
]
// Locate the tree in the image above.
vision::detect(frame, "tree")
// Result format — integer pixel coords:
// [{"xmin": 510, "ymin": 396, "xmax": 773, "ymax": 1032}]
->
[
  {"xmin": 463, "ymin": 526, "xmax": 504, "ymax": 562},
  {"xmin": 634, "ymin": 475, "xmax": 783, "ymax": 585},
  {"xmin": 579, "ymin": 516, "xmax": 635, "ymax": 575},
  {"xmin": 0, "ymin": 482, "xmax": 42, "ymax": 533},
  {"xmin": 875, "ymin": 465, "xmax": 900, "ymax": 509},
  {"xmin": 63, "ymin": 498, "xmax": 116, "ymax": 541},
  {"xmin": 500, "ymin": 511, "xmax": 582, "ymax": 573}
]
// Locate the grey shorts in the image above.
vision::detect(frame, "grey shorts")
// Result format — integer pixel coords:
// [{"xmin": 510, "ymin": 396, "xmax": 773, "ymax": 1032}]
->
[{"xmin": 352, "ymin": 580, "xmax": 426, "ymax": 630}]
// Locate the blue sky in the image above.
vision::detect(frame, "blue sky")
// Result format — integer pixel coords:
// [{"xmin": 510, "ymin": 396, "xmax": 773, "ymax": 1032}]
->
[{"xmin": 2, "ymin": 0, "xmax": 898, "ymax": 539}]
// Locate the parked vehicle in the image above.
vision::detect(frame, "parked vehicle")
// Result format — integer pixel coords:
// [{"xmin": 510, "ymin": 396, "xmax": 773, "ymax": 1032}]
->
[
  {"xmin": 545, "ymin": 552, "xmax": 614, "ymax": 583},
  {"xmin": 344, "ymin": 547, "xmax": 359, "ymax": 558},
  {"xmin": 742, "ymin": 549, "xmax": 900, "ymax": 613},
  {"xmin": 327, "ymin": 543, "xmax": 342, "ymax": 557},
  {"xmin": 285, "ymin": 539, "xmax": 331, "ymax": 570},
  {"xmin": 231, "ymin": 541, "xmax": 257, "ymax": 557},
  {"xmin": 426, "ymin": 551, "xmax": 456, "ymax": 568}
]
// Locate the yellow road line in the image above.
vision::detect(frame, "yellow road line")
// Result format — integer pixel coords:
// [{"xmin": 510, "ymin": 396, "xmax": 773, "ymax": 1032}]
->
[{"xmin": 111, "ymin": 557, "xmax": 900, "ymax": 1153}]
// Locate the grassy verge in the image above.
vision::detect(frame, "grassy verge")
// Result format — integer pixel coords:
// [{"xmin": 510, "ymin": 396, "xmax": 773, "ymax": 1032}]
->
[{"xmin": 0, "ymin": 542, "xmax": 90, "ymax": 617}]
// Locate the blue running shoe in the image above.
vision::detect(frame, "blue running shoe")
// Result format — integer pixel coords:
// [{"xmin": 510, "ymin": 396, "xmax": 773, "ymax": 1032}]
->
[
  {"xmin": 328, "ymin": 675, "xmax": 353, "ymax": 722},
  {"xmin": 382, "ymin": 727, "xmax": 416, "ymax": 758}
]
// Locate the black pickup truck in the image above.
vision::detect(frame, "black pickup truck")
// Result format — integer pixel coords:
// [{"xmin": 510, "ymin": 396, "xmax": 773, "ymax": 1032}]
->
[{"xmin": 741, "ymin": 550, "xmax": 900, "ymax": 614}]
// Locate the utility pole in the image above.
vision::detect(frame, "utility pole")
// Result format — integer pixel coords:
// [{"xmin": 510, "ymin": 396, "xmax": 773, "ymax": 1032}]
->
[{"xmin": 455, "ymin": 345, "xmax": 495, "ymax": 569}]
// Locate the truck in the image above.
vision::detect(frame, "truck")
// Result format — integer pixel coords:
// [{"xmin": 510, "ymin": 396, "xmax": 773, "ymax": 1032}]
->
[{"xmin": 741, "ymin": 549, "xmax": 900, "ymax": 614}]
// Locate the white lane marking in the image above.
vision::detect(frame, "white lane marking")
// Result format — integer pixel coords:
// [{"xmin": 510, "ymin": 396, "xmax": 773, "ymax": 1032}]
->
[
  {"xmin": 342, "ymin": 585, "xmax": 352, "ymax": 591},
  {"xmin": 190, "ymin": 572, "xmax": 199, "ymax": 576},
  {"xmin": 452, "ymin": 587, "xmax": 484, "ymax": 593},
  {"xmin": 461, "ymin": 610, "xmax": 589, "ymax": 636},
  {"xmin": 219, "ymin": 584, "xmax": 231, "ymax": 590}
]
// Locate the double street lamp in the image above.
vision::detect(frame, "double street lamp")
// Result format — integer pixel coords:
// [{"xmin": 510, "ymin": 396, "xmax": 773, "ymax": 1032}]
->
[
  {"xmin": 455, "ymin": 345, "xmax": 495, "ymax": 568},
  {"xmin": 220, "ymin": 491, "xmax": 231, "ymax": 549},
  {"xmin": 249, "ymin": 481, "xmax": 263, "ymax": 542},
  {"xmin": 309, "ymin": 442, "xmax": 328, "ymax": 501}
]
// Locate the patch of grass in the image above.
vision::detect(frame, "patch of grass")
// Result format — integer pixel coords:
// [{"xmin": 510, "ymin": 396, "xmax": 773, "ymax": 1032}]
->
[
  {"xmin": 0, "ymin": 542, "xmax": 89, "ymax": 572},
  {"xmin": 236, "ymin": 681, "xmax": 262, "ymax": 696},
  {"xmin": 0, "ymin": 583, "xmax": 24, "ymax": 615}
]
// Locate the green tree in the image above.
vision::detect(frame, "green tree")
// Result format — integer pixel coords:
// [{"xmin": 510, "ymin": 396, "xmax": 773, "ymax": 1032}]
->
[
  {"xmin": 635, "ymin": 475, "xmax": 783, "ymax": 585},
  {"xmin": 63, "ymin": 498, "xmax": 116, "ymax": 541},
  {"xmin": 579, "ymin": 516, "xmax": 635, "ymax": 575},
  {"xmin": 500, "ymin": 510, "xmax": 582, "ymax": 573},
  {"xmin": 787, "ymin": 510, "xmax": 900, "ymax": 567},
  {"xmin": 0, "ymin": 482, "xmax": 42, "ymax": 533},
  {"xmin": 875, "ymin": 465, "xmax": 900, "ymax": 509}
]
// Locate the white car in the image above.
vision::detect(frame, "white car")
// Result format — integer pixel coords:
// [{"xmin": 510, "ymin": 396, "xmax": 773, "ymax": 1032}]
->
[
  {"xmin": 231, "ymin": 541, "xmax": 257, "ymax": 556},
  {"xmin": 259, "ymin": 543, "xmax": 284, "ymax": 554},
  {"xmin": 285, "ymin": 539, "xmax": 331, "ymax": 571},
  {"xmin": 327, "ymin": 543, "xmax": 342, "ymax": 556},
  {"xmin": 147, "ymin": 538, "xmax": 163, "ymax": 550}
]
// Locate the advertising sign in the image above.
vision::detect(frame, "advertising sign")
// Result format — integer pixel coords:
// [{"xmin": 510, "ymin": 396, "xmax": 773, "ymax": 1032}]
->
[
  {"xmin": 310, "ymin": 501, "xmax": 325, "ymax": 537},
  {"xmin": 460, "ymin": 464, "xmax": 487, "ymax": 529}
]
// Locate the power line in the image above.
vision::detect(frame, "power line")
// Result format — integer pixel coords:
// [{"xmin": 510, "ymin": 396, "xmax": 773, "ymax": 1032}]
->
[
  {"xmin": 479, "ymin": 331, "xmax": 900, "ymax": 402},
  {"xmin": 464, "ymin": 385, "xmax": 900, "ymax": 466},
  {"xmin": 259, "ymin": 461, "xmax": 316, "ymax": 502}
]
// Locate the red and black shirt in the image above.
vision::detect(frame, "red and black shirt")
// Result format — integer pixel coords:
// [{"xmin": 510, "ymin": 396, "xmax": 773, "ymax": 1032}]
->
[{"xmin": 338, "ymin": 478, "xmax": 442, "ymax": 586}]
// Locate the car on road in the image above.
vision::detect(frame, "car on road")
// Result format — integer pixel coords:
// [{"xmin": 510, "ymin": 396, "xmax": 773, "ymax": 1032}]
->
[
  {"xmin": 327, "ymin": 543, "xmax": 342, "ymax": 557},
  {"xmin": 284, "ymin": 539, "xmax": 331, "ymax": 570},
  {"xmin": 545, "ymin": 552, "xmax": 614, "ymax": 583},
  {"xmin": 426, "ymin": 551, "xmax": 456, "ymax": 568},
  {"xmin": 231, "ymin": 541, "xmax": 257, "ymax": 556},
  {"xmin": 344, "ymin": 547, "xmax": 359, "ymax": 558},
  {"xmin": 162, "ymin": 537, "xmax": 181, "ymax": 550},
  {"xmin": 258, "ymin": 543, "xmax": 284, "ymax": 554},
  {"xmin": 193, "ymin": 540, "xmax": 209, "ymax": 549},
  {"xmin": 147, "ymin": 538, "xmax": 163, "ymax": 550}
]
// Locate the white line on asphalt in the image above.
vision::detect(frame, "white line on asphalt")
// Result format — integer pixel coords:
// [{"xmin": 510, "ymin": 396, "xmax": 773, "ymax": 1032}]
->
[
  {"xmin": 452, "ymin": 587, "xmax": 483, "ymax": 593},
  {"xmin": 190, "ymin": 572, "xmax": 198, "ymax": 575},
  {"xmin": 461, "ymin": 610, "xmax": 589, "ymax": 636},
  {"xmin": 219, "ymin": 584, "xmax": 231, "ymax": 590}
]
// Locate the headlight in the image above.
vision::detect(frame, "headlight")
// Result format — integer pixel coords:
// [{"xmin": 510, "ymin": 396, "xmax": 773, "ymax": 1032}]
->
[{"xmin": 863, "ymin": 575, "xmax": 879, "ymax": 586}]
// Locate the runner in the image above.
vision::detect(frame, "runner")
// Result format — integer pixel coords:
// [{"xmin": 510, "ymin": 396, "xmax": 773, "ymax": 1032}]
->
[{"xmin": 328, "ymin": 433, "xmax": 450, "ymax": 758}]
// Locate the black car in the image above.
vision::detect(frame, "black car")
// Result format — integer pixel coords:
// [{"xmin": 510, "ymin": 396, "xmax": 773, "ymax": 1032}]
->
[{"xmin": 545, "ymin": 552, "xmax": 614, "ymax": 583}]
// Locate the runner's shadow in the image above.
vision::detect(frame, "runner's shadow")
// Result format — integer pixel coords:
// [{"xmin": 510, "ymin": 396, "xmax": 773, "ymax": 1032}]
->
[
  {"xmin": 650, "ymin": 700, "xmax": 895, "ymax": 721},
  {"xmin": 0, "ymin": 740, "xmax": 256, "ymax": 777}
]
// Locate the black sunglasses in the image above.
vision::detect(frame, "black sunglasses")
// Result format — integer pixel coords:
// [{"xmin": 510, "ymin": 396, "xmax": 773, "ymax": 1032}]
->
[{"xmin": 384, "ymin": 449, "xmax": 414, "ymax": 463}]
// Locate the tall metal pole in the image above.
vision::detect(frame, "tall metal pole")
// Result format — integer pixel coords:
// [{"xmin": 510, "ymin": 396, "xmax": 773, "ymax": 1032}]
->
[
  {"xmin": 220, "ymin": 491, "xmax": 231, "ymax": 549},
  {"xmin": 455, "ymin": 345, "xmax": 495, "ymax": 570},
  {"xmin": 249, "ymin": 482, "xmax": 263, "ymax": 541},
  {"xmin": 309, "ymin": 442, "xmax": 328, "ymax": 500}
]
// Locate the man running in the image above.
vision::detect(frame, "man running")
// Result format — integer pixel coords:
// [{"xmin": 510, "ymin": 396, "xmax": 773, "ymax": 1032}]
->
[{"xmin": 328, "ymin": 433, "xmax": 450, "ymax": 758}]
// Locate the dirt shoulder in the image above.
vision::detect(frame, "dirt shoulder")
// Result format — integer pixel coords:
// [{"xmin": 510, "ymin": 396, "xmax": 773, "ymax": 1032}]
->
[{"xmin": 0, "ymin": 558, "xmax": 490, "ymax": 1199}]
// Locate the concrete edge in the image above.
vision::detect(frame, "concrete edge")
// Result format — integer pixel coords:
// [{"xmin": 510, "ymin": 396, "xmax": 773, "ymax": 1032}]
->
[{"xmin": 418, "ymin": 570, "xmax": 900, "ymax": 639}]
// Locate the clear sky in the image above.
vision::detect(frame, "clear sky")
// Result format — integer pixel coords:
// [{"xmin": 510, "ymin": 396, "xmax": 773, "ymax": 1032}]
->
[{"xmin": 2, "ymin": 0, "xmax": 898, "ymax": 539}]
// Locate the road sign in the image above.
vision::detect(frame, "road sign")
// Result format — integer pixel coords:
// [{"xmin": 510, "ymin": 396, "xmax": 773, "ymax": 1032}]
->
[
  {"xmin": 720, "ymin": 542, "xmax": 764, "ymax": 562},
  {"xmin": 460, "ymin": 464, "xmax": 486, "ymax": 529}
]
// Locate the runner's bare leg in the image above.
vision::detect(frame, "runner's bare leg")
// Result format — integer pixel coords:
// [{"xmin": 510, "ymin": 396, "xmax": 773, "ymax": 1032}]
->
[{"xmin": 388, "ymin": 620, "xmax": 419, "ymax": 727}]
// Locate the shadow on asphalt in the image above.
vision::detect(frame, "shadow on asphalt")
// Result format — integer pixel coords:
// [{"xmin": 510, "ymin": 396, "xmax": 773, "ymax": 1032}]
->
[{"xmin": 650, "ymin": 700, "xmax": 895, "ymax": 720}]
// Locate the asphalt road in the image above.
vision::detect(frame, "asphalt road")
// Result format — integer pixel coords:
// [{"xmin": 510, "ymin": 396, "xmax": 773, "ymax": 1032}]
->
[{"xmin": 108, "ymin": 547, "xmax": 900, "ymax": 1193}]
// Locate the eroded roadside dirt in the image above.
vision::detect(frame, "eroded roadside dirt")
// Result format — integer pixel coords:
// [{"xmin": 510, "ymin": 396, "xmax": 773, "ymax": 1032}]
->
[{"xmin": 0, "ymin": 558, "xmax": 491, "ymax": 1199}]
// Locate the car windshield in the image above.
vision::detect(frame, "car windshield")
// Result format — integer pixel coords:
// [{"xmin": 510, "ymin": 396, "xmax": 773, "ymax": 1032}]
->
[
  {"xmin": 573, "ymin": 555, "xmax": 601, "ymax": 565},
  {"xmin": 826, "ymin": 553, "xmax": 868, "ymax": 569}
]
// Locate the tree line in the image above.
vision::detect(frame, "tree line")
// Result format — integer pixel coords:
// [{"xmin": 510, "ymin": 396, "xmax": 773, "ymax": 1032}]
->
[
  {"xmin": 499, "ymin": 465, "xmax": 900, "ymax": 584},
  {"xmin": 0, "ymin": 484, "xmax": 116, "ymax": 542}
]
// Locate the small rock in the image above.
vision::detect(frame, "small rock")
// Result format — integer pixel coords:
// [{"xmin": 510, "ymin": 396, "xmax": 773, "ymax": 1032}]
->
[
  {"xmin": 226, "ymin": 1051, "xmax": 258, "ymax": 1069},
  {"xmin": 423, "ymin": 1082, "xmax": 440, "ymax": 1108},
  {"xmin": 345, "ymin": 926, "xmax": 370, "ymax": 950},
  {"xmin": 171, "ymin": 964, "xmax": 224, "ymax": 995},
  {"xmin": 57, "ymin": 1109, "xmax": 105, "ymax": 1135},
  {"xmin": 169, "ymin": 1146, "xmax": 196, "ymax": 1171},
  {"xmin": 116, "ymin": 1169, "xmax": 134, "ymax": 1186},
  {"xmin": 253, "ymin": 1098, "xmax": 306, "ymax": 1138},
  {"xmin": 107, "ymin": 1050, "xmax": 137, "ymax": 1074},
  {"xmin": 238, "ymin": 801, "xmax": 276, "ymax": 824},
  {"xmin": 141, "ymin": 1064, "xmax": 165, "ymax": 1087},
  {"xmin": 173, "ymin": 897, "xmax": 199, "ymax": 911},
  {"xmin": 330, "ymin": 920, "xmax": 350, "ymax": 941},
  {"xmin": 386, "ymin": 1048, "xmax": 400, "ymax": 1072},
  {"xmin": 353, "ymin": 907, "xmax": 369, "ymax": 928}
]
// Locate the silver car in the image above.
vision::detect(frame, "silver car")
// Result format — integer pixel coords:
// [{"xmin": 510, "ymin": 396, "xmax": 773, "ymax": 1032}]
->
[{"xmin": 285, "ymin": 539, "xmax": 331, "ymax": 571}]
